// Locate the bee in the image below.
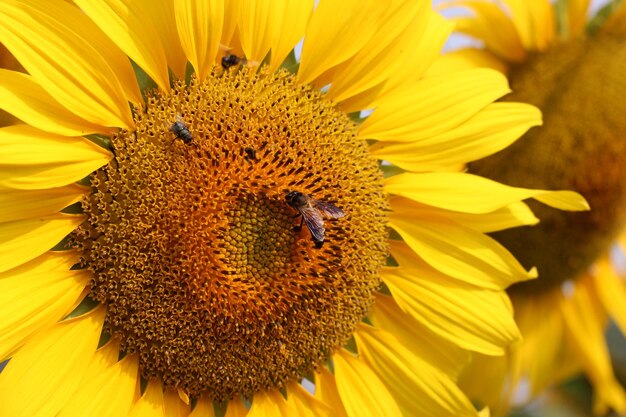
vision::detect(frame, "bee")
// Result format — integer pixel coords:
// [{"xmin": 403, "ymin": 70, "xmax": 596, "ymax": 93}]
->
[
  {"xmin": 244, "ymin": 147, "xmax": 257, "ymax": 160},
  {"xmin": 285, "ymin": 191, "xmax": 345, "ymax": 248},
  {"xmin": 221, "ymin": 54, "xmax": 243, "ymax": 70},
  {"xmin": 170, "ymin": 115, "xmax": 193, "ymax": 144}
]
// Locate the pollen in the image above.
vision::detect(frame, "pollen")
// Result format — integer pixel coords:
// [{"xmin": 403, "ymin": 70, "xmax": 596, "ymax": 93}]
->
[
  {"xmin": 470, "ymin": 34, "xmax": 626, "ymax": 294},
  {"xmin": 74, "ymin": 67, "xmax": 388, "ymax": 400}
]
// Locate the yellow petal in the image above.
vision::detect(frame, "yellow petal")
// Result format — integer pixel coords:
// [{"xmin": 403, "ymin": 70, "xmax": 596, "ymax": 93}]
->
[
  {"xmin": 326, "ymin": 1, "xmax": 428, "ymax": 103},
  {"xmin": 444, "ymin": 1, "xmax": 526, "ymax": 63},
  {"xmin": 391, "ymin": 198, "xmax": 539, "ymax": 233},
  {"xmin": 389, "ymin": 236, "xmax": 526, "ymax": 290},
  {"xmin": 594, "ymin": 257, "xmax": 626, "ymax": 337},
  {"xmin": 0, "ymin": 124, "xmax": 111, "ymax": 190},
  {"xmin": 267, "ymin": 0, "xmax": 314, "ymax": 73},
  {"xmin": 176, "ymin": 0, "xmax": 224, "ymax": 81},
  {"xmin": 0, "ymin": 251, "xmax": 89, "ymax": 360},
  {"xmin": 425, "ymin": 48, "xmax": 508, "ymax": 76},
  {"xmin": 381, "ymin": 267, "xmax": 519, "ymax": 355},
  {"xmin": 560, "ymin": 277, "xmax": 626, "ymax": 414},
  {"xmin": 286, "ymin": 382, "xmax": 331, "ymax": 417},
  {"xmin": 371, "ymin": 293, "xmax": 471, "ymax": 378},
  {"xmin": 225, "ymin": 398, "xmax": 249, "ymax": 417},
  {"xmin": 385, "ymin": 172, "xmax": 589, "ymax": 213},
  {"xmin": 0, "ymin": 184, "xmax": 87, "ymax": 222},
  {"xmin": 0, "ymin": 0, "xmax": 139, "ymax": 128},
  {"xmin": 238, "ymin": 0, "xmax": 276, "ymax": 65},
  {"xmin": 188, "ymin": 396, "xmax": 215, "ymax": 417},
  {"xmin": 389, "ymin": 208, "xmax": 535, "ymax": 290},
  {"xmin": 567, "ymin": 0, "xmax": 591, "ymax": 35},
  {"xmin": 142, "ymin": 0, "xmax": 187, "ymax": 78},
  {"xmin": 0, "ymin": 306, "xmax": 105, "ymax": 417},
  {"xmin": 333, "ymin": 348, "xmax": 402, "ymax": 417},
  {"xmin": 58, "ymin": 352, "xmax": 139, "ymax": 417},
  {"xmin": 248, "ymin": 389, "xmax": 293, "ymax": 417},
  {"xmin": 0, "ymin": 69, "xmax": 111, "ymax": 136},
  {"xmin": 129, "ymin": 379, "xmax": 167, "ymax": 417},
  {"xmin": 0, "ymin": 213, "xmax": 84, "ymax": 273},
  {"xmin": 358, "ymin": 69, "xmax": 510, "ymax": 142},
  {"xmin": 354, "ymin": 323, "xmax": 478, "ymax": 417},
  {"xmin": 73, "ymin": 0, "xmax": 170, "ymax": 91},
  {"xmin": 369, "ymin": 102, "xmax": 541, "ymax": 171},
  {"xmin": 297, "ymin": 0, "xmax": 386, "ymax": 85},
  {"xmin": 314, "ymin": 367, "xmax": 348, "ymax": 417},
  {"xmin": 505, "ymin": 0, "xmax": 555, "ymax": 51},
  {"xmin": 164, "ymin": 388, "xmax": 191, "ymax": 417}
]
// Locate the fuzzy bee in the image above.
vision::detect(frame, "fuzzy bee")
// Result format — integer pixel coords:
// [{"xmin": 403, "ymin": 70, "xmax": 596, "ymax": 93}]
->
[
  {"xmin": 170, "ymin": 115, "xmax": 193, "ymax": 144},
  {"xmin": 285, "ymin": 191, "xmax": 345, "ymax": 248},
  {"xmin": 221, "ymin": 54, "xmax": 243, "ymax": 70}
]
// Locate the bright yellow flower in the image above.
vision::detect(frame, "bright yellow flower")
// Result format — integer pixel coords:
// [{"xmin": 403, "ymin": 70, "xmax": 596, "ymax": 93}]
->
[
  {"xmin": 438, "ymin": 0, "xmax": 626, "ymax": 415},
  {"xmin": 0, "ymin": 0, "xmax": 587, "ymax": 416}
]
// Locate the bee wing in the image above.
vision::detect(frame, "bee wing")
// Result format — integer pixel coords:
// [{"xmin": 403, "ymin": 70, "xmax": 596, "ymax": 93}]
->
[
  {"xmin": 300, "ymin": 206, "xmax": 326, "ymax": 242},
  {"xmin": 312, "ymin": 200, "xmax": 346, "ymax": 219}
]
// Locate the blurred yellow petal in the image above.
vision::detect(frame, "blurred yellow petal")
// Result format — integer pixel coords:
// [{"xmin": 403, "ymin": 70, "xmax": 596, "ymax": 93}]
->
[
  {"xmin": 248, "ymin": 389, "xmax": 293, "ymax": 417},
  {"xmin": 333, "ymin": 348, "xmax": 402, "ymax": 417},
  {"xmin": 0, "ymin": 306, "xmax": 105, "ymax": 417},
  {"xmin": 297, "ymin": 0, "xmax": 386, "ymax": 85},
  {"xmin": 0, "ymin": 0, "xmax": 139, "ymax": 128},
  {"xmin": 0, "ymin": 69, "xmax": 111, "ymax": 136},
  {"xmin": 389, "ymin": 206, "xmax": 536, "ymax": 290},
  {"xmin": 188, "ymin": 396, "xmax": 215, "ymax": 417},
  {"xmin": 73, "ymin": 0, "xmax": 170, "ymax": 91},
  {"xmin": 371, "ymin": 293, "xmax": 471, "ymax": 378},
  {"xmin": 567, "ymin": 0, "xmax": 591, "ymax": 35},
  {"xmin": 176, "ymin": 0, "xmax": 224, "ymax": 81},
  {"xmin": 444, "ymin": 1, "xmax": 526, "ymax": 63},
  {"xmin": 129, "ymin": 379, "xmax": 166, "ymax": 417},
  {"xmin": 0, "ymin": 213, "xmax": 84, "ymax": 273},
  {"xmin": 560, "ymin": 277, "xmax": 626, "ymax": 414},
  {"xmin": 359, "ymin": 69, "xmax": 510, "ymax": 142},
  {"xmin": 287, "ymin": 383, "xmax": 331, "ymax": 417},
  {"xmin": 0, "ymin": 184, "xmax": 87, "ymax": 222},
  {"xmin": 505, "ymin": 0, "xmax": 555, "ymax": 51},
  {"xmin": 369, "ymin": 102, "xmax": 540, "ymax": 171},
  {"xmin": 314, "ymin": 367, "xmax": 348, "ymax": 417},
  {"xmin": 58, "ymin": 352, "xmax": 139, "ymax": 417},
  {"xmin": 225, "ymin": 398, "xmax": 248, "ymax": 417},
  {"xmin": 355, "ymin": 323, "xmax": 478, "ymax": 417},
  {"xmin": 164, "ymin": 389, "xmax": 191, "ymax": 417},
  {"xmin": 0, "ymin": 251, "xmax": 88, "ymax": 360},
  {"xmin": 594, "ymin": 257, "xmax": 626, "ymax": 336},
  {"xmin": 385, "ymin": 172, "xmax": 589, "ymax": 213},
  {"xmin": 0, "ymin": 124, "xmax": 111, "ymax": 190},
  {"xmin": 267, "ymin": 0, "xmax": 314, "ymax": 73},
  {"xmin": 382, "ymin": 267, "xmax": 519, "ymax": 355}
]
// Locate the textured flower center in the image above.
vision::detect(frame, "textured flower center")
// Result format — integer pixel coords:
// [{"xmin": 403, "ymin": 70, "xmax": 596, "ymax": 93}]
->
[
  {"xmin": 75, "ymin": 67, "xmax": 388, "ymax": 400},
  {"xmin": 470, "ymin": 34, "xmax": 626, "ymax": 294}
]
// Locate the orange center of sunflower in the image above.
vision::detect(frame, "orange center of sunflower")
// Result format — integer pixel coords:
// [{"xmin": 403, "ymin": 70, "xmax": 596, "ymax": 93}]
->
[
  {"xmin": 470, "ymin": 34, "xmax": 626, "ymax": 295},
  {"xmin": 75, "ymin": 67, "xmax": 388, "ymax": 400}
]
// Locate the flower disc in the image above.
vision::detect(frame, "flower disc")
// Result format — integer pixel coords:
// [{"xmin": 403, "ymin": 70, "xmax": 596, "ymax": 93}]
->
[
  {"xmin": 470, "ymin": 35, "xmax": 626, "ymax": 294},
  {"xmin": 75, "ymin": 67, "xmax": 388, "ymax": 400}
]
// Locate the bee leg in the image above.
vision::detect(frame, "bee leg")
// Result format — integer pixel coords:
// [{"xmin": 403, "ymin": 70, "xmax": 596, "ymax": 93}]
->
[
  {"xmin": 313, "ymin": 239, "xmax": 324, "ymax": 249},
  {"xmin": 294, "ymin": 216, "xmax": 303, "ymax": 232}
]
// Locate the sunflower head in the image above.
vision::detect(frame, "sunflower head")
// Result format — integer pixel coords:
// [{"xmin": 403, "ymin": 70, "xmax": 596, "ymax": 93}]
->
[{"xmin": 0, "ymin": 0, "xmax": 588, "ymax": 415}]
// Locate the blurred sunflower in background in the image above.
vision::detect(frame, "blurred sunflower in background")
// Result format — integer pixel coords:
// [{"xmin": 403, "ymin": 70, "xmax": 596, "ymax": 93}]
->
[
  {"xmin": 0, "ymin": 0, "xmax": 588, "ymax": 416},
  {"xmin": 437, "ymin": 0, "xmax": 626, "ymax": 415}
]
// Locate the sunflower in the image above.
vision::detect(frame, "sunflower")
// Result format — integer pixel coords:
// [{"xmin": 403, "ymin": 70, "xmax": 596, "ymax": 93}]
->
[
  {"xmin": 0, "ymin": 0, "xmax": 588, "ymax": 416},
  {"xmin": 437, "ymin": 0, "xmax": 626, "ymax": 415}
]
